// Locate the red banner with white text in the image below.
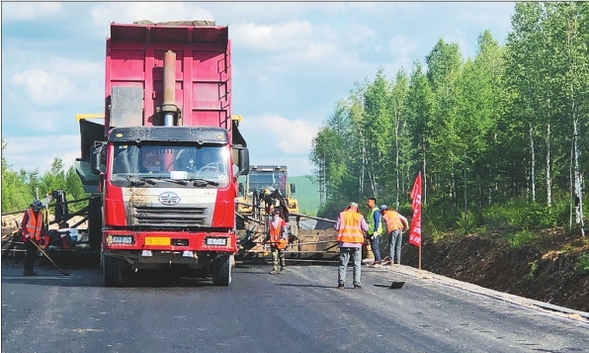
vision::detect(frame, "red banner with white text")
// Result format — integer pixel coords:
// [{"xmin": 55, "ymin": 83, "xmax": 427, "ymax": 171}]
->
[{"xmin": 409, "ymin": 172, "xmax": 422, "ymax": 247}]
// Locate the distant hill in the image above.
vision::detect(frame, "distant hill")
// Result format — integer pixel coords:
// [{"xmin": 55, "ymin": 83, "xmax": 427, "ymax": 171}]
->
[{"xmin": 288, "ymin": 175, "xmax": 319, "ymax": 216}]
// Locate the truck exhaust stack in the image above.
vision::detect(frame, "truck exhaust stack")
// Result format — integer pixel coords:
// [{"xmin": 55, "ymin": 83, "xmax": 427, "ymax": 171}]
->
[{"xmin": 162, "ymin": 50, "xmax": 178, "ymax": 126}]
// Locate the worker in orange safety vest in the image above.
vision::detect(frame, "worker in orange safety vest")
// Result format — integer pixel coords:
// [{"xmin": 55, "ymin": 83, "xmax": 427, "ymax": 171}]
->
[
  {"xmin": 20, "ymin": 200, "xmax": 48, "ymax": 276},
  {"xmin": 335, "ymin": 202, "xmax": 368, "ymax": 289},
  {"xmin": 266, "ymin": 208, "xmax": 289, "ymax": 275},
  {"xmin": 380, "ymin": 204, "xmax": 409, "ymax": 265}
]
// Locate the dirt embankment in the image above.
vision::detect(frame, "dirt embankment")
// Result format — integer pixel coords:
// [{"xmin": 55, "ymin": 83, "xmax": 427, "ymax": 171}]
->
[{"xmin": 402, "ymin": 229, "xmax": 589, "ymax": 313}]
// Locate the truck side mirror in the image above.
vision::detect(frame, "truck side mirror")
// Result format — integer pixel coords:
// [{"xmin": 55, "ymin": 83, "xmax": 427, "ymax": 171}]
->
[
  {"xmin": 91, "ymin": 142, "xmax": 105, "ymax": 175},
  {"xmin": 235, "ymin": 148, "xmax": 249, "ymax": 177},
  {"xmin": 238, "ymin": 183, "xmax": 244, "ymax": 194},
  {"xmin": 290, "ymin": 183, "xmax": 296, "ymax": 194}
]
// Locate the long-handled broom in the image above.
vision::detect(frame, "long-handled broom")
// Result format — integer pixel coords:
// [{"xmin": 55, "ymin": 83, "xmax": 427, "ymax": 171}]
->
[{"xmin": 30, "ymin": 240, "xmax": 71, "ymax": 276}]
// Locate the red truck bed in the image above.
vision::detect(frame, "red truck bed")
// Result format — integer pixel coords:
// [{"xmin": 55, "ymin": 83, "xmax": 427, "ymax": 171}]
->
[{"xmin": 105, "ymin": 22, "xmax": 232, "ymax": 134}]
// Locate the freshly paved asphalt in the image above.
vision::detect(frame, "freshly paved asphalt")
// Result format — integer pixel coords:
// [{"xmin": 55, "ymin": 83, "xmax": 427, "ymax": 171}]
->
[{"xmin": 2, "ymin": 263, "xmax": 588, "ymax": 353}]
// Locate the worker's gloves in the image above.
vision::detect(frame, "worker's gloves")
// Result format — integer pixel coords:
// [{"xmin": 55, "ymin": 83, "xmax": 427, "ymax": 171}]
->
[{"xmin": 24, "ymin": 234, "xmax": 31, "ymax": 239}]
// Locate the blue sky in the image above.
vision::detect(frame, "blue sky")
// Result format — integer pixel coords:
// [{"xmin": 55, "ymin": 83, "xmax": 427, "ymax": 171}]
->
[{"xmin": 1, "ymin": 2, "xmax": 515, "ymax": 177}]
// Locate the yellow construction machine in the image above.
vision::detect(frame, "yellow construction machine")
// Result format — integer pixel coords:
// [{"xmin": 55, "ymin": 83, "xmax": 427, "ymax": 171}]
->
[{"xmin": 236, "ymin": 165, "xmax": 298, "ymax": 218}]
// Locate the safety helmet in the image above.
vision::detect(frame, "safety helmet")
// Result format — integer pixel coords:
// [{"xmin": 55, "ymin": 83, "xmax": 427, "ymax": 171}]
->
[{"xmin": 30, "ymin": 200, "xmax": 43, "ymax": 211}]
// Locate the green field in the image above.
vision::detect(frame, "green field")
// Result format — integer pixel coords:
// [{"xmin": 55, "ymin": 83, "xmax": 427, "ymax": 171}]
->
[{"xmin": 289, "ymin": 175, "xmax": 320, "ymax": 216}]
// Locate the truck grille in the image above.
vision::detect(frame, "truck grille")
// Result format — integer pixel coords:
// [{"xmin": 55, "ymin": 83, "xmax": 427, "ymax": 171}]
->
[{"xmin": 133, "ymin": 206, "xmax": 208, "ymax": 227}]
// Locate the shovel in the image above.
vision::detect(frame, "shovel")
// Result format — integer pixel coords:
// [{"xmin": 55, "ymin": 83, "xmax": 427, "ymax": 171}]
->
[
  {"xmin": 374, "ymin": 281, "xmax": 405, "ymax": 289},
  {"xmin": 30, "ymin": 239, "xmax": 71, "ymax": 276}
]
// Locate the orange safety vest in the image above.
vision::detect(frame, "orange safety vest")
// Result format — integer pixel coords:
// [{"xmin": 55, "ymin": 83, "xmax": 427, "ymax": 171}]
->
[
  {"xmin": 383, "ymin": 210, "xmax": 404, "ymax": 233},
  {"xmin": 269, "ymin": 217, "xmax": 288, "ymax": 250},
  {"xmin": 337, "ymin": 210, "xmax": 364, "ymax": 243},
  {"xmin": 23, "ymin": 209, "xmax": 43, "ymax": 242}
]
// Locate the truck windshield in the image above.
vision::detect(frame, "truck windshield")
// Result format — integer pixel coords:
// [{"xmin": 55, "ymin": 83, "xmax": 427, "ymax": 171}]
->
[
  {"xmin": 110, "ymin": 144, "xmax": 230, "ymax": 186},
  {"xmin": 248, "ymin": 171, "xmax": 287, "ymax": 196}
]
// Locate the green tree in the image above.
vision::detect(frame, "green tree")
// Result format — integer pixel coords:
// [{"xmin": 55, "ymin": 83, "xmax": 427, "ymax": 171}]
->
[
  {"xmin": 1, "ymin": 140, "xmax": 32, "ymax": 212},
  {"xmin": 425, "ymin": 39, "xmax": 463, "ymax": 210}
]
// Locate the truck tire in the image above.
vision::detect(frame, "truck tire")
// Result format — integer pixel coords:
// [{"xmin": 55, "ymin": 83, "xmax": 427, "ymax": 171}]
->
[
  {"xmin": 103, "ymin": 256, "xmax": 125, "ymax": 287},
  {"xmin": 212, "ymin": 255, "xmax": 231, "ymax": 286}
]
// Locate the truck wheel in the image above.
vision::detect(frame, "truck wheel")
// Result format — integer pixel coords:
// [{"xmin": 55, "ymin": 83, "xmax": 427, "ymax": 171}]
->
[
  {"xmin": 103, "ymin": 256, "xmax": 124, "ymax": 287},
  {"xmin": 212, "ymin": 255, "xmax": 231, "ymax": 286}
]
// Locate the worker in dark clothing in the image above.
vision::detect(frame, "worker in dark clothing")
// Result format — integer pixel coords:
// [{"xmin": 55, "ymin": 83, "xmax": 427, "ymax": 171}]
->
[
  {"xmin": 365, "ymin": 197, "xmax": 384, "ymax": 267},
  {"xmin": 21, "ymin": 200, "xmax": 48, "ymax": 276}
]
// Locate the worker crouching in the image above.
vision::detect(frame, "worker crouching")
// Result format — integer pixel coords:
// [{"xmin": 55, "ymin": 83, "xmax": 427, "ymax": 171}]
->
[{"xmin": 266, "ymin": 209, "xmax": 289, "ymax": 275}]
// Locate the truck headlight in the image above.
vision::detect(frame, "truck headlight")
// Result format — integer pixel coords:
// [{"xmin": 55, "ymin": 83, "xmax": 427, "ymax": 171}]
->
[{"xmin": 205, "ymin": 237, "xmax": 227, "ymax": 246}]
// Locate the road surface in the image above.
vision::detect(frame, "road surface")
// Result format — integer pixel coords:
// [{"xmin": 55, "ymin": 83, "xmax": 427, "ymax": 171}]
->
[{"xmin": 2, "ymin": 263, "xmax": 588, "ymax": 353}]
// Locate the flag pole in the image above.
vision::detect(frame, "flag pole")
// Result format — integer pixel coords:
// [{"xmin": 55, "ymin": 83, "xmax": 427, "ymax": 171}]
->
[{"xmin": 418, "ymin": 243, "xmax": 421, "ymax": 276}]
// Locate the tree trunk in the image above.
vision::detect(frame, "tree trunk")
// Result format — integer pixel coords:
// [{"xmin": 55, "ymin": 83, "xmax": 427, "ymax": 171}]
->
[
  {"xmin": 423, "ymin": 145, "xmax": 427, "ymax": 206},
  {"xmin": 572, "ymin": 102, "xmax": 585, "ymax": 236},
  {"xmin": 360, "ymin": 144, "xmax": 366, "ymax": 198},
  {"xmin": 395, "ymin": 113, "xmax": 400, "ymax": 210},
  {"xmin": 529, "ymin": 123, "xmax": 536, "ymax": 203},
  {"xmin": 546, "ymin": 123, "xmax": 552, "ymax": 208},
  {"xmin": 463, "ymin": 151, "xmax": 468, "ymax": 214},
  {"xmin": 452, "ymin": 171, "xmax": 457, "ymax": 210}
]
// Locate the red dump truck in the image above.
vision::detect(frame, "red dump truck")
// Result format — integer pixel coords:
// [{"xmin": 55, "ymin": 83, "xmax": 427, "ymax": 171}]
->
[{"xmin": 74, "ymin": 21, "xmax": 249, "ymax": 286}]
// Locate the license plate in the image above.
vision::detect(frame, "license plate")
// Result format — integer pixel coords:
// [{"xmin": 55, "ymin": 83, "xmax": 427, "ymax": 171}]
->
[{"xmin": 145, "ymin": 237, "xmax": 170, "ymax": 246}]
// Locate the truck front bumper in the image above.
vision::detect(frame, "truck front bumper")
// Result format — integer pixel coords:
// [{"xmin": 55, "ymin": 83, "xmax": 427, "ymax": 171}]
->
[{"xmin": 103, "ymin": 249, "xmax": 234, "ymax": 270}]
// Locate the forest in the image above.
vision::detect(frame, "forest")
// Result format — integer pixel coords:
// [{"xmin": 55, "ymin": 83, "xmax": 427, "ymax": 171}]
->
[
  {"xmin": 1, "ymin": 140, "xmax": 86, "ymax": 214},
  {"xmin": 309, "ymin": 2, "xmax": 588, "ymax": 238}
]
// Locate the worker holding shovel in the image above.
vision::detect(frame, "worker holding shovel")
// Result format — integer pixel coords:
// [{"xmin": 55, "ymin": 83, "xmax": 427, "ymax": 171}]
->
[{"xmin": 20, "ymin": 200, "xmax": 48, "ymax": 276}]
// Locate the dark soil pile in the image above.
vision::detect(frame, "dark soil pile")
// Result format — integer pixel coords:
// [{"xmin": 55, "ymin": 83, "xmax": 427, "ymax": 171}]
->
[{"xmin": 403, "ymin": 228, "xmax": 589, "ymax": 312}]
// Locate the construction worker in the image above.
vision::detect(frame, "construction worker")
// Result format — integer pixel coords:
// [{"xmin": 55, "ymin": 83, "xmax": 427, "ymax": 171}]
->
[
  {"xmin": 380, "ymin": 204, "xmax": 409, "ymax": 265},
  {"xmin": 266, "ymin": 208, "xmax": 288, "ymax": 275},
  {"xmin": 335, "ymin": 202, "xmax": 368, "ymax": 289},
  {"xmin": 20, "ymin": 200, "xmax": 48, "ymax": 276},
  {"xmin": 365, "ymin": 197, "xmax": 384, "ymax": 267}
]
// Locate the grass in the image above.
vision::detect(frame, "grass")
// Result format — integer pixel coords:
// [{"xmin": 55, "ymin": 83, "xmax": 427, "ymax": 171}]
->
[
  {"xmin": 508, "ymin": 229, "xmax": 538, "ymax": 249},
  {"xmin": 576, "ymin": 254, "xmax": 589, "ymax": 275},
  {"xmin": 528, "ymin": 261, "xmax": 538, "ymax": 279}
]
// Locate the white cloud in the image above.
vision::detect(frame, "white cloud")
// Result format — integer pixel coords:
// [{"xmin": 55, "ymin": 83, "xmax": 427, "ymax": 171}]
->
[
  {"xmin": 387, "ymin": 34, "xmax": 420, "ymax": 73},
  {"xmin": 6, "ymin": 53, "xmax": 102, "ymax": 114},
  {"xmin": 12, "ymin": 69, "xmax": 78, "ymax": 107},
  {"xmin": 345, "ymin": 24, "xmax": 376, "ymax": 47},
  {"xmin": 232, "ymin": 21, "xmax": 315, "ymax": 52},
  {"xmin": 458, "ymin": 3, "xmax": 514, "ymax": 40},
  {"xmin": 235, "ymin": 113, "xmax": 320, "ymax": 174},
  {"xmin": 299, "ymin": 42, "xmax": 339, "ymax": 63},
  {"xmin": 88, "ymin": 2, "xmax": 215, "ymax": 38},
  {"xmin": 240, "ymin": 114, "xmax": 319, "ymax": 156},
  {"xmin": 3, "ymin": 135, "xmax": 81, "ymax": 174},
  {"xmin": 390, "ymin": 35, "xmax": 418, "ymax": 59},
  {"xmin": 1, "ymin": 2, "xmax": 63, "ymax": 22}
]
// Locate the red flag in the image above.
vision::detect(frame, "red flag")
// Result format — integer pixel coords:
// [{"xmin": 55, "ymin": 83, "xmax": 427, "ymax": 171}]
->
[{"xmin": 409, "ymin": 172, "xmax": 422, "ymax": 247}]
